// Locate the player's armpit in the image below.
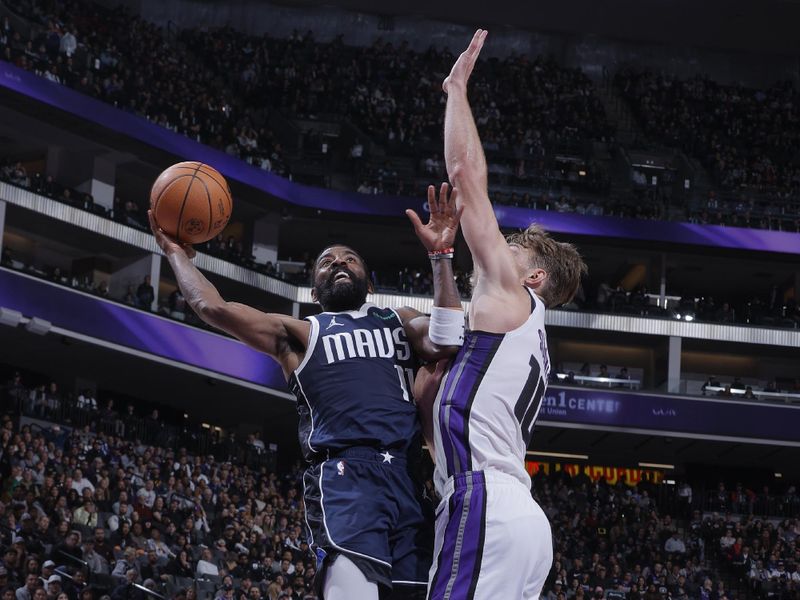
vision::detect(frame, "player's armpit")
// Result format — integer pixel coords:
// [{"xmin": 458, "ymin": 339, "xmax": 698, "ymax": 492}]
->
[
  {"xmin": 198, "ymin": 302, "xmax": 309, "ymax": 372},
  {"xmin": 396, "ymin": 308, "xmax": 460, "ymax": 362}
]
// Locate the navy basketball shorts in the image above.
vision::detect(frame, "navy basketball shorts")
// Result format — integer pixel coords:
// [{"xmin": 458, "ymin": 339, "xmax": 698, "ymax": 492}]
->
[
  {"xmin": 303, "ymin": 447, "xmax": 433, "ymax": 596},
  {"xmin": 427, "ymin": 470, "xmax": 553, "ymax": 600}
]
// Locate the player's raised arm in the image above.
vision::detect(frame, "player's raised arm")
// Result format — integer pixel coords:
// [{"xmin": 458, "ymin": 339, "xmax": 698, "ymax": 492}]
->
[
  {"xmin": 148, "ymin": 211, "xmax": 308, "ymax": 375},
  {"xmin": 443, "ymin": 29, "xmax": 520, "ymax": 294},
  {"xmin": 401, "ymin": 182, "xmax": 465, "ymax": 362}
]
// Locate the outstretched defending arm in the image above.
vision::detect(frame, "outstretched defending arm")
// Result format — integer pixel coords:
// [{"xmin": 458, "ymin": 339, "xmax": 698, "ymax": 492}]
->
[
  {"xmin": 405, "ymin": 183, "xmax": 465, "ymax": 457},
  {"xmin": 149, "ymin": 211, "xmax": 308, "ymax": 376},
  {"xmin": 442, "ymin": 30, "xmax": 520, "ymax": 294},
  {"xmin": 400, "ymin": 183, "xmax": 465, "ymax": 362}
]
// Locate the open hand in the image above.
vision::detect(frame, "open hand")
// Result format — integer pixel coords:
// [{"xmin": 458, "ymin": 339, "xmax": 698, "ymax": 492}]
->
[
  {"xmin": 148, "ymin": 210, "xmax": 196, "ymax": 259},
  {"xmin": 443, "ymin": 29, "xmax": 487, "ymax": 95},
  {"xmin": 406, "ymin": 183, "xmax": 464, "ymax": 253}
]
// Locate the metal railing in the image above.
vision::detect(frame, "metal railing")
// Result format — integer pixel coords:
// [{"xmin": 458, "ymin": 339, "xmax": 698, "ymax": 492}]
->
[
  {"xmin": 702, "ymin": 385, "xmax": 800, "ymax": 403},
  {"xmin": 554, "ymin": 373, "xmax": 641, "ymax": 389},
  {"xmin": 698, "ymin": 488, "xmax": 800, "ymax": 519}
]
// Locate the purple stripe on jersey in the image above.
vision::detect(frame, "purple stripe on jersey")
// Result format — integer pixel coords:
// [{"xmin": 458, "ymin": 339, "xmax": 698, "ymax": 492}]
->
[
  {"xmin": 438, "ymin": 334, "xmax": 503, "ymax": 478},
  {"xmin": 438, "ymin": 340, "xmax": 476, "ymax": 475},
  {"xmin": 448, "ymin": 472, "xmax": 486, "ymax": 600},
  {"xmin": 429, "ymin": 472, "xmax": 487, "ymax": 600},
  {"xmin": 429, "ymin": 493, "xmax": 462, "ymax": 600}
]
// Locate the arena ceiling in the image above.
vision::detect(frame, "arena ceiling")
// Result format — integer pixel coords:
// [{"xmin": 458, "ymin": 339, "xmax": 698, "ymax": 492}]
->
[{"xmin": 277, "ymin": 0, "xmax": 800, "ymax": 54}]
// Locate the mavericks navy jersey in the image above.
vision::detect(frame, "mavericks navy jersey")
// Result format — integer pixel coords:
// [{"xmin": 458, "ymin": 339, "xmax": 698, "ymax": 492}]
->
[{"xmin": 288, "ymin": 303, "xmax": 420, "ymax": 460}]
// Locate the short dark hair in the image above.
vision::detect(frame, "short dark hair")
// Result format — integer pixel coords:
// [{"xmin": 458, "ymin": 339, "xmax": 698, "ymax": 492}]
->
[{"xmin": 505, "ymin": 224, "xmax": 587, "ymax": 308}]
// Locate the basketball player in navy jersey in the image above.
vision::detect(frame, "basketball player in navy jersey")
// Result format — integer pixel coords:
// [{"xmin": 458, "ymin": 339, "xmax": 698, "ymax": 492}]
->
[
  {"xmin": 147, "ymin": 185, "xmax": 465, "ymax": 600},
  {"xmin": 415, "ymin": 30, "xmax": 588, "ymax": 600}
]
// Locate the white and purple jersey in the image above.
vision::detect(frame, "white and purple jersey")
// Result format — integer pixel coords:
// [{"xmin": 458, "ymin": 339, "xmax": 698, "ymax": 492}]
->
[
  {"xmin": 432, "ymin": 287, "xmax": 550, "ymax": 494},
  {"xmin": 427, "ymin": 288, "xmax": 554, "ymax": 600}
]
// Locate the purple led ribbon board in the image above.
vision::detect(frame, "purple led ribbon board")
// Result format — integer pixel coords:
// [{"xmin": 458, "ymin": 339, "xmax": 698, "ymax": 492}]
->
[
  {"xmin": 542, "ymin": 386, "xmax": 800, "ymax": 443},
  {"xmin": 0, "ymin": 268, "xmax": 285, "ymax": 389}
]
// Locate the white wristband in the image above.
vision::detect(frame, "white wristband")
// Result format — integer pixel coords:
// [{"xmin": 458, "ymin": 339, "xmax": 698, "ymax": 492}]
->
[{"xmin": 429, "ymin": 306, "xmax": 465, "ymax": 346}]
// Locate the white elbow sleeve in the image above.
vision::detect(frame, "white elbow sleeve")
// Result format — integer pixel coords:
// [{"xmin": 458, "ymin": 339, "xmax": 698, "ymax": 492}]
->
[{"xmin": 429, "ymin": 307, "xmax": 465, "ymax": 346}]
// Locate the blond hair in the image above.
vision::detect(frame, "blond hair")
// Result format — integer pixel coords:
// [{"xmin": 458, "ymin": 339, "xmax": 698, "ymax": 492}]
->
[{"xmin": 505, "ymin": 224, "xmax": 587, "ymax": 308}]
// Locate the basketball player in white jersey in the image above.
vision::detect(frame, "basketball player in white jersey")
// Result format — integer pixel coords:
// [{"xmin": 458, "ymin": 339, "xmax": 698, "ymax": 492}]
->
[{"xmin": 414, "ymin": 30, "xmax": 588, "ymax": 600}]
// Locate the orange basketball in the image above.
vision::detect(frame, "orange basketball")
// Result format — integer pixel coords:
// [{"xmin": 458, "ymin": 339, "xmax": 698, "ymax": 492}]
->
[{"xmin": 149, "ymin": 161, "xmax": 233, "ymax": 245}]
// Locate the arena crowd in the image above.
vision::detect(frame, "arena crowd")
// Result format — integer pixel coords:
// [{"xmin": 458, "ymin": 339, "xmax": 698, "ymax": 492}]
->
[
  {"xmin": 0, "ymin": 368, "xmax": 798, "ymax": 600},
  {"xmin": 2, "ymin": 0, "xmax": 799, "ymax": 232}
]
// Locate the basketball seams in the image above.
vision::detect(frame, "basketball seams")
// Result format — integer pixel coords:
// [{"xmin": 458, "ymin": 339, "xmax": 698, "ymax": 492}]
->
[
  {"xmin": 194, "ymin": 175, "xmax": 214, "ymax": 237},
  {"xmin": 175, "ymin": 163, "xmax": 203, "ymax": 244},
  {"xmin": 152, "ymin": 162, "xmax": 231, "ymax": 244},
  {"xmin": 151, "ymin": 173, "xmax": 194, "ymax": 216},
  {"xmin": 172, "ymin": 163, "xmax": 232, "ymax": 231},
  {"xmin": 197, "ymin": 164, "xmax": 234, "ymax": 223},
  {"xmin": 173, "ymin": 164, "xmax": 228, "ymax": 197}
]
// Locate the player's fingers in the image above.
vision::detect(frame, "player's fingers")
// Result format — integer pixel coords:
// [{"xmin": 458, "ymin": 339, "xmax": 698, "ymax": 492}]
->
[
  {"xmin": 470, "ymin": 29, "xmax": 486, "ymax": 57},
  {"xmin": 427, "ymin": 184, "xmax": 440, "ymax": 213},
  {"xmin": 439, "ymin": 182, "xmax": 450, "ymax": 212},
  {"xmin": 468, "ymin": 31, "xmax": 487, "ymax": 72},
  {"xmin": 405, "ymin": 209, "xmax": 424, "ymax": 233},
  {"xmin": 147, "ymin": 209, "xmax": 158, "ymax": 232},
  {"xmin": 447, "ymin": 184, "xmax": 459, "ymax": 212},
  {"xmin": 468, "ymin": 29, "xmax": 482, "ymax": 53}
]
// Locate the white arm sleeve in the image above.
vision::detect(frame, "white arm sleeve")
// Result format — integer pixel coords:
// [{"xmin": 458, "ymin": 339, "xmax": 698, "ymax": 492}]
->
[{"xmin": 429, "ymin": 306, "xmax": 465, "ymax": 346}]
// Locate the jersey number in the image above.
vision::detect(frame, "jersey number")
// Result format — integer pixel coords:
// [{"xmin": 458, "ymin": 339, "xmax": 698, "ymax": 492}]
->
[
  {"xmin": 394, "ymin": 365, "xmax": 415, "ymax": 403},
  {"xmin": 514, "ymin": 355, "xmax": 545, "ymax": 445}
]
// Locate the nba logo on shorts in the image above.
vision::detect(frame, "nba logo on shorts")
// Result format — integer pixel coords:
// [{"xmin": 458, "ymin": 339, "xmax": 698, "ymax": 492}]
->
[
  {"xmin": 337, "ymin": 460, "xmax": 345, "ymax": 476},
  {"xmin": 315, "ymin": 547, "xmax": 327, "ymax": 570}
]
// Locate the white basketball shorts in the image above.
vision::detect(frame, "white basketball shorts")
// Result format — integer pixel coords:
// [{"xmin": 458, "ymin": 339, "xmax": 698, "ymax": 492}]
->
[{"xmin": 427, "ymin": 469, "xmax": 553, "ymax": 600}]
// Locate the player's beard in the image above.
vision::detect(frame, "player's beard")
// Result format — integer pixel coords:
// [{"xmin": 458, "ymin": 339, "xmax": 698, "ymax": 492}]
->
[{"xmin": 315, "ymin": 267, "xmax": 369, "ymax": 312}]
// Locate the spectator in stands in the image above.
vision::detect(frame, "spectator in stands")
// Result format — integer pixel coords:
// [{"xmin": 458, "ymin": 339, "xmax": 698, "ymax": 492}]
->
[
  {"xmin": 665, "ymin": 532, "xmax": 687, "ymax": 554},
  {"xmin": 139, "ymin": 552, "xmax": 165, "ymax": 583},
  {"xmin": 46, "ymin": 576, "xmax": 62, "ymax": 600},
  {"xmin": 702, "ymin": 375, "xmax": 721, "ymax": 395},
  {"xmin": 16, "ymin": 572, "xmax": 40, "ymax": 600},
  {"xmin": 720, "ymin": 529, "xmax": 736, "ymax": 552},
  {"xmin": 135, "ymin": 277, "xmax": 154, "ymax": 310},
  {"xmin": 195, "ymin": 548, "xmax": 219, "ymax": 578},
  {"xmin": 110, "ymin": 570, "xmax": 140, "ymax": 600},
  {"xmin": 76, "ymin": 390, "xmax": 97, "ymax": 411},
  {"xmin": 82, "ymin": 539, "xmax": 107, "ymax": 575},
  {"xmin": 70, "ymin": 469, "xmax": 94, "ymax": 495},
  {"xmin": 72, "ymin": 500, "xmax": 98, "ymax": 528},
  {"xmin": 165, "ymin": 551, "xmax": 193, "ymax": 579},
  {"xmin": 44, "ymin": 383, "xmax": 61, "ymax": 417},
  {"xmin": 716, "ymin": 385, "xmax": 733, "ymax": 398},
  {"xmin": 168, "ymin": 290, "xmax": 186, "ymax": 321},
  {"xmin": 91, "ymin": 529, "xmax": 114, "ymax": 566},
  {"xmin": 122, "ymin": 287, "xmax": 136, "ymax": 307},
  {"xmin": 715, "ymin": 303, "xmax": 735, "ymax": 323}
]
